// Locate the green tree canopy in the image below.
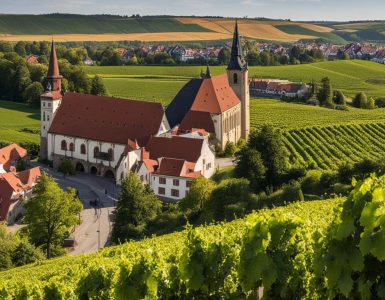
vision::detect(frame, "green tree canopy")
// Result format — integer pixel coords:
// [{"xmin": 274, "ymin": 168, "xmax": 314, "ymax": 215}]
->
[
  {"xmin": 91, "ymin": 75, "xmax": 108, "ymax": 96},
  {"xmin": 24, "ymin": 173, "xmax": 82, "ymax": 258},
  {"xmin": 23, "ymin": 82, "xmax": 44, "ymax": 107},
  {"xmin": 180, "ymin": 177, "xmax": 215, "ymax": 214},
  {"xmin": 112, "ymin": 172, "xmax": 162, "ymax": 242},
  {"xmin": 317, "ymin": 77, "xmax": 333, "ymax": 106}
]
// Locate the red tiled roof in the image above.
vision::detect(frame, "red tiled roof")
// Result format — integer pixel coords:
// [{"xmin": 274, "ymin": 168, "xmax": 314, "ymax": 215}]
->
[
  {"xmin": 156, "ymin": 158, "xmax": 201, "ymax": 178},
  {"xmin": 179, "ymin": 110, "xmax": 215, "ymax": 134},
  {"xmin": 0, "ymin": 167, "xmax": 41, "ymax": 221},
  {"xmin": 190, "ymin": 74, "xmax": 240, "ymax": 114},
  {"xmin": 146, "ymin": 136, "xmax": 203, "ymax": 163},
  {"xmin": 49, "ymin": 92, "xmax": 166, "ymax": 146},
  {"xmin": 41, "ymin": 90, "xmax": 62, "ymax": 101},
  {"xmin": 26, "ymin": 55, "xmax": 39, "ymax": 64},
  {"xmin": 142, "ymin": 159, "xmax": 158, "ymax": 173},
  {"xmin": 0, "ymin": 144, "xmax": 27, "ymax": 172}
]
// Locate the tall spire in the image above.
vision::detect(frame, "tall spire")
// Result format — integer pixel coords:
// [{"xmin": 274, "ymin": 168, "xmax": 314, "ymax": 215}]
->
[
  {"xmin": 227, "ymin": 19, "xmax": 247, "ymax": 70},
  {"xmin": 46, "ymin": 40, "xmax": 62, "ymax": 92}
]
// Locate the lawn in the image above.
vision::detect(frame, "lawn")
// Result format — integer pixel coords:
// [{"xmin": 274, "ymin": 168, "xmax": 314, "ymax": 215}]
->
[
  {"xmin": 0, "ymin": 101, "xmax": 40, "ymax": 144},
  {"xmin": 86, "ymin": 60, "xmax": 385, "ymax": 99}
]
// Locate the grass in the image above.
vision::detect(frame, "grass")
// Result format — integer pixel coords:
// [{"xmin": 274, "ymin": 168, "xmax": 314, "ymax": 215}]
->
[
  {"xmin": 0, "ymin": 15, "xmax": 211, "ymax": 35},
  {"xmin": 87, "ymin": 60, "xmax": 385, "ymax": 100},
  {"xmin": 250, "ymin": 98, "xmax": 385, "ymax": 130},
  {"xmin": 275, "ymin": 24, "xmax": 346, "ymax": 43},
  {"xmin": 0, "ymin": 101, "xmax": 39, "ymax": 144}
]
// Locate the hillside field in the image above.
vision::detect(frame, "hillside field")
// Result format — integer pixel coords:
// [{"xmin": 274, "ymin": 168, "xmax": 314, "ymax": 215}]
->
[
  {"xmin": 0, "ymin": 14, "xmax": 376, "ymax": 43},
  {"xmin": 0, "ymin": 198, "xmax": 342, "ymax": 297},
  {"xmin": 0, "ymin": 101, "xmax": 39, "ymax": 145},
  {"xmin": 86, "ymin": 60, "xmax": 385, "ymax": 101}
]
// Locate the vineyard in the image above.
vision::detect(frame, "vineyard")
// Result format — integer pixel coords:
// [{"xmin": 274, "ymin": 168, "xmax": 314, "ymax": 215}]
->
[
  {"xmin": 0, "ymin": 198, "xmax": 342, "ymax": 299},
  {"xmin": 283, "ymin": 123, "xmax": 385, "ymax": 170},
  {"xmin": 2, "ymin": 174, "xmax": 385, "ymax": 299}
]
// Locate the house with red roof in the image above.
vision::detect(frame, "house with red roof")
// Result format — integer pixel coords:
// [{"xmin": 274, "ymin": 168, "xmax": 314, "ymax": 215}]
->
[
  {"xmin": 0, "ymin": 144, "xmax": 28, "ymax": 174},
  {"xmin": 0, "ymin": 167, "xmax": 41, "ymax": 224},
  {"xmin": 136, "ymin": 136, "xmax": 215, "ymax": 200}
]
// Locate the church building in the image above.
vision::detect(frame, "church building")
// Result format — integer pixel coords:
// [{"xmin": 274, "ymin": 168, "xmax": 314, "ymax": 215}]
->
[
  {"xmin": 166, "ymin": 20, "xmax": 250, "ymax": 148},
  {"xmin": 39, "ymin": 21, "xmax": 249, "ymax": 200}
]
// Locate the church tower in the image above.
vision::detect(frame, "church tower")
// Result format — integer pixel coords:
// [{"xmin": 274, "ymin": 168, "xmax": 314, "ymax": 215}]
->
[
  {"xmin": 227, "ymin": 20, "xmax": 250, "ymax": 140},
  {"xmin": 40, "ymin": 40, "xmax": 63, "ymax": 160}
]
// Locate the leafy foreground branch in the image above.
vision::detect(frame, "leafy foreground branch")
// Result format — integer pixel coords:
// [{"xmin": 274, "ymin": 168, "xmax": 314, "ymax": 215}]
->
[{"xmin": 1, "ymin": 174, "xmax": 385, "ymax": 298}]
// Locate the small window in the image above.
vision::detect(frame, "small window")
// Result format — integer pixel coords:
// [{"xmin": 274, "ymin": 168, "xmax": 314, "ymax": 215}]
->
[
  {"xmin": 43, "ymin": 102, "xmax": 46, "ymax": 107},
  {"xmin": 140, "ymin": 175, "xmax": 144, "ymax": 181},
  {"xmin": 186, "ymin": 181, "xmax": 192, "ymax": 188},
  {"xmin": 159, "ymin": 177, "xmax": 166, "ymax": 185},
  {"xmin": 43, "ymin": 112, "xmax": 45, "ymax": 121},
  {"xmin": 61, "ymin": 140, "xmax": 67, "ymax": 151},
  {"xmin": 81, "ymin": 144, "xmax": 86, "ymax": 154},
  {"xmin": 171, "ymin": 189, "xmax": 179, "ymax": 197},
  {"xmin": 206, "ymin": 163, "xmax": 211, "ymax": 170},
  {"xmin": 173, "ymin": 179, "xmax": 179, "ymax": 186},
  {"xmin": 158, "ymin": 187, "xmax": 165, "ymax": 195},
  {"xmin": 48, "ymin": 103, "xmax": 52, "ymax": 107},
  {"xmin": 47, "ymin": 115, "xmax": 50, "ymax": 121},
  {"xmin": 94, "ymin": 147, "xmax": 100, "ymax": 158},
  {"xmin": 69, "ymin": 143, "xmax": 74, "ymax": 152},
  {"xmin": 233, "ymin": 73, "xmax": 238, "ymax": 84}
]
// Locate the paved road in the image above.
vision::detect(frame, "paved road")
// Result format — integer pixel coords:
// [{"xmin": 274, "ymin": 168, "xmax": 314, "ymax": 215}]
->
[
  {"xmin": 216, "ymin": 157, "xmax": 236, "ymax": 169},
  {"xmin": 27, "ymin": 163, "xmax": 118, "ymax": 255}
]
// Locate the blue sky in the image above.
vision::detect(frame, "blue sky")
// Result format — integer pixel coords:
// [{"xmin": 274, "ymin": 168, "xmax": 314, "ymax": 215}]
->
[{"xmin": 1, "ymin": 0, "xmax": 384, "ymax": 21}]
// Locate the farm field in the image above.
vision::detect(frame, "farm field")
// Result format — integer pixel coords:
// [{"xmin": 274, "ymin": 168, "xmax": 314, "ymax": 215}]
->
[
  {"xmin": 0, "ymin": 15, "xmax": 334, "ymax": 42},
  {"xmin": 0, "ymin": 198, "xmax": 342, "ymax": 296},
  {"xmin": 86, "ymin": 60, "xmax": 385, "ymax": 99},
  {"xmin": 0, "ymin": 101, "xmax": 39, "ymax": 145}
]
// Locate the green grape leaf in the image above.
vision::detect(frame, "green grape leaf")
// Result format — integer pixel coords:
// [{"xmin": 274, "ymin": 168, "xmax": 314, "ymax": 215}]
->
[
  {"xmin": 337, "ymin": 271, "xmax": 353, "ymax": 297},
  {"xmin": 349, "ymin": 248, "xmax": 364, "ymax": 272},
  {"xmin": 336, "ymin": 215, "xmax": 355, "ymax": 240}
]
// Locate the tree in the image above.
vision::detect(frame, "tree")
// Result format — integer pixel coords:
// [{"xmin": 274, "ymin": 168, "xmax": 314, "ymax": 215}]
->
[
  {"xmin": 112, "ymin": 172, "xmax": 161, "ymax": 242},
  {"xmin": 246, "ymin": 50, "xmax": 260, "ymax": 66},
  {"xmin": 333, "ymin": 90, "xmax": 346, "ymax": 105},
  {"xmin": 23, "ymin": 82, "xmax": 44, "ymax": 107},
  {"xmin": 235, "ymin": 147, "xmax": 266, "ymax": 193},
  {"xmin": 24, "ymin": 173, "xmax": 82, "ymax": 258},
  {"xmin": 13, "ymin": 62, "xmax": 32, "ymax": 101},
  {"xmin": 367, "ymin": 97, "xmax": 375, "ymax": 109},
  {"xmin": 129, "ymin": 55, "xmax": 139, "ymax": 65},
  {"xmin": 248, "ymin": 126, "xmax": 288, "ymax": 188},
  {"xmin": 352, "ymin": 92, "xmax": 368, "ymax": 108},
  {"xmin": 90, "ymin": 75, "xmax": 108, "ymax": 96},
  {"xmin": 57, "ymin": 159, "xmax": 75, "ymax": 177},
  {"xmin": 180, "ymin": 177, "xmax": 215, "ymax": 214},
  {"xmin": 204, "ymin": 178, "xmax": 255, "ymax": 221},
  {"xmin": 317, "ymin": 77, "xmax": 333, "ymax": 106},
  {"xmin": 14, "ymin": 41, "xmax": 26, "ymax": 57},
  {"xmin": 217, "ymin": 48, "xmax": 230, "ymax": 65}
]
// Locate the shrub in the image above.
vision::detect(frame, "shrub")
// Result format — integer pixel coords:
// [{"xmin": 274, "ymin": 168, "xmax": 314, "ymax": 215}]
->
[
  {"xmin": 57, "ymin": 159, "xmax": 75, "ymax": 176},
  {"xmin": 301, "ymin": 170, "xmax": 323, "ymax": 195},
  {"xmin": 375, "ymin": 97, "xmax": 385, "ymax": 108}
]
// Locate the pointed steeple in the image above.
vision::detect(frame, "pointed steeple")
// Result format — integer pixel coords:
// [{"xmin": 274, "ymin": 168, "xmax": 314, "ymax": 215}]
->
[
  {"xmin": 205, "ymin": 64, "xmax": 211, "ymax": 79},
  {"xmin": 227, "ymin": 20, "xmax": 247, "ymax": 70},
  {"xmin": 46, "ymin": 40, "xmax": 62, "ymax": 92}
]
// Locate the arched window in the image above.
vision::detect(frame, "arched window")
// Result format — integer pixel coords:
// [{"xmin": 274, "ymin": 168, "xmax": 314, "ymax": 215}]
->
[
  {"xmin": 69, "ymin": 143, "xmax": 74, "ymax": 152},
  {"xmin": 233, "ymin": 73, "xmax": 238, "ymax": 84},
  {"xmin": 108, "ymin": 148, "xmax": 114, "ymax": 161},
  {"xmin": 94, "ymin": 146, "xmax": 100, "ymax": 159},
  {"xmin": 61, "ymin": 140, "xmax": 67, "ymax": 151},
  {"xmin": 80, "ymin": 144, "xmax": 86, "ymax": 154}
]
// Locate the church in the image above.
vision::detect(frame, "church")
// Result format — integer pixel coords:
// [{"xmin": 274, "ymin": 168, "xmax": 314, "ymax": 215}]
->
[{"xmin": 39, "ymin": 21, "xmax": 250, "ymax": 200}]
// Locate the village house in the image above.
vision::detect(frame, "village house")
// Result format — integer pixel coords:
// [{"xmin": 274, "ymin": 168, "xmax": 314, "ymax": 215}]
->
[
  {"xmin": 40, "ymin": 21, "xmax": 249, "ymax": 201},
  {"xmin": 25, "ymin": 54, "xmax": 40, "ymax": 65},
  {"xmin": 0, "ymin": 144, "xmax": 28, "ymax": 174},
  {"xmin": 250, "ymin": 79, "xmax": 308, "ymax": 98},
  {"xmin": 0, "ymin": 167, "xmax": 41, "ymax": 224}
]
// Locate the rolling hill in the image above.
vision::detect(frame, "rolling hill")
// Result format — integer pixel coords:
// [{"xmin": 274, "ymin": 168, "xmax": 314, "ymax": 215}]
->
[
  {"xmin": 0, "ymin": 14, "xmax": 381, "ymax": 43},
  {"xmin": 1, "ymin": 15, "xmax": 385, "ymax": 43}
]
